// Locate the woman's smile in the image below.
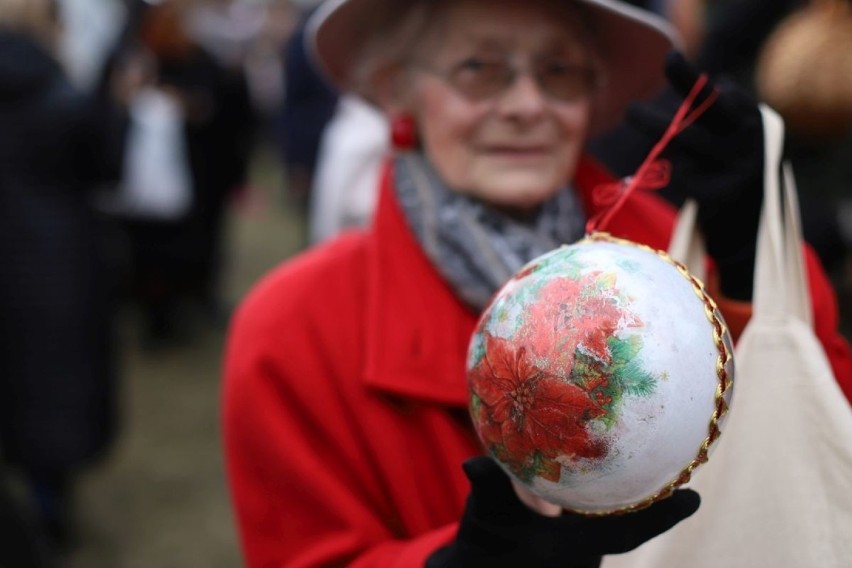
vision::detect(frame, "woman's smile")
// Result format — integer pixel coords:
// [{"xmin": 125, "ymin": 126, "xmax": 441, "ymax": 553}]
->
[{"xmin": 482, "ymin": 144, "xmax": 551, "ymax": 159}]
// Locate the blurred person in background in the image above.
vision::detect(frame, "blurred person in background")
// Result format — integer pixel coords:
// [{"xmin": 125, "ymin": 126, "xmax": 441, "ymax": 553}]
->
[
  {"xmin": 187, "ymin": 0, "xmax": 265, "ymax": 70},
  {"xmin": 0, "ymin": 0, "xmax": 127, "ymax": 555},
  {"xmin": 54, "ymin": 0, "xmax": 126, "ymax": 91},
  {"xmin": 621, "ymin": 0, "xmax": 704, "ymax": 57},
  {"xmin": 223, "ymin": 0, "xmax": 852, "ymax": 566},
  {"xmin": 189, "ymin": 0, "xmax": 296, "ymax": 122},
  {"xmin": 0, "ymin": 481, "xmax": 51, "ymax": 566},
  {"xmin": 692, "ymin": 0, "xmax": 802, "ymax": 84},
  {"xmin": 240, "ymin": 0, "xmax": 298, "ymax": 134},
  {"xmin": 117, "ymin": 0, "xmax": 255, "ymax": 347},
  {"xmin": 308, "ymin": 92, "xmax": 386, "ymax": 244},
  {"xmin": 278, "ymin": 2, "xmax": 338, "ymax": 237}
]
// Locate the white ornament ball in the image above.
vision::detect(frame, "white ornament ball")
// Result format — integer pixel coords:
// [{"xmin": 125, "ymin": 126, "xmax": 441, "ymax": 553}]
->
[{"xmin": 467, "ymin": 233, "xmax": 734, "ymax": 515}]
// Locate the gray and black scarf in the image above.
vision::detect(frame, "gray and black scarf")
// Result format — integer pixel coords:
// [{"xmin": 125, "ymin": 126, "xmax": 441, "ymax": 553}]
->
[{"xmin": 394, "ymin": 152, "xmax": 586, "ymax": 310}]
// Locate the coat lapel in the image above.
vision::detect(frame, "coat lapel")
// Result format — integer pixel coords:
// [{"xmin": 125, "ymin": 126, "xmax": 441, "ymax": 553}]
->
[{"xmin": 362, "ymin": 167, "xmax": 477, "ymax": 406}]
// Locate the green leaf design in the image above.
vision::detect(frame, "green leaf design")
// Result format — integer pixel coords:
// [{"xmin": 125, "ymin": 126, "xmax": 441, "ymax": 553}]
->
[
  {"xmin": 566, "ymin": 335, "xmax": 657, "ymax": 429},
  {"xmin": 531, "ymin": 248, "xmax": 585, "ymax": 282},
  {"xmin": 490, "ymin": 442, "xmax": 536, "ymax": 483},
  {"xmin": 467, "ymin": 331, "xmax": 486, "ymax": 369},
  {"xmin": 470, "ymin": 392, "xmax": 482, "ymax": 416},
  {"xmin": 609, "ymin": 336, "xmax": 657, "ymax": 397}
]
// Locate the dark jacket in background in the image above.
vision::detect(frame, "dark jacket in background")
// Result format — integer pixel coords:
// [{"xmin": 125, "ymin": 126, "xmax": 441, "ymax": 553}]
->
[
  {"xmin": 279, "ymin": 12, "xmax": 338, "ymax": 177},
  {"xmin": 0, "ymin": 31, "xmax": 122, "ymax": 472},
  {"xmin": 697, "ymin": 0, "xmax": 804, "ymax": 81}
]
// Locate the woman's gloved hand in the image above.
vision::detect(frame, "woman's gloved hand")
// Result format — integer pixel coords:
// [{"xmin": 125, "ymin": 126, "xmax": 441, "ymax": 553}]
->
[
  {"xmin": 626, "ymin": 51, "xmax": 765, "ymax": 300},
  {"xmin": 426, "ymin": 456, "xmax": 700, "ymax": 568}
]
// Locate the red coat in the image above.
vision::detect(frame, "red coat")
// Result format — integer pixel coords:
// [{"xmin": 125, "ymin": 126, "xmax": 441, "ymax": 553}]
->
[{"xmin": 223, "ymin": 158, "xmax": 852, "ymax": 567}]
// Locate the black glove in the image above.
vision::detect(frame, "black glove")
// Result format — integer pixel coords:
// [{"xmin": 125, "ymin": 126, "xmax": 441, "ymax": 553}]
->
[
  {"xmin": 626, "ymin": 51, "xmax": 765, "ymax": 300},
  {"xmin": 426, "ymin": 457, "xmax": 700, "ymax": 568}
]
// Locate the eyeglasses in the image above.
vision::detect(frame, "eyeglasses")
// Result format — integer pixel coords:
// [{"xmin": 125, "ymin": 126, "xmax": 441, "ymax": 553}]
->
[{"xmin": 413, "ymin": 56, "xmax": 599, "ymax": 103}]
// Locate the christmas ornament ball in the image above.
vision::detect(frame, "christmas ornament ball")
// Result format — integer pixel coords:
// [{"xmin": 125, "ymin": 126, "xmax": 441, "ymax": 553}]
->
[{"xmin": 466, "ymin": 233, "xmax": 734, "ymax": 515}]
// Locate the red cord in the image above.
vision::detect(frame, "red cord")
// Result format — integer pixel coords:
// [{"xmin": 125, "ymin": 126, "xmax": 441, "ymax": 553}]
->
[{"xmin": 586, "ymin": 75, "xmax": 720, "ymax": 234}]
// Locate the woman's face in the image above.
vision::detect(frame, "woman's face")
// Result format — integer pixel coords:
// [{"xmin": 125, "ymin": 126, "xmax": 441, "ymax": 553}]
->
[{"xmin": 403, "ymin": 0, "xmax": 597, "ymax": 211}]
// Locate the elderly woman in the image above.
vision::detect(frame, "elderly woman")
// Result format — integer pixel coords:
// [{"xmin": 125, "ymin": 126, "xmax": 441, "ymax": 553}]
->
[{"xmin": 223, "ymin": 0, "xmax": 852, "ymax": 566}]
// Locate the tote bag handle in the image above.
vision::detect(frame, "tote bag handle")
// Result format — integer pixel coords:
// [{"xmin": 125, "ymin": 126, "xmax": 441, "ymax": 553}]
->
[
  {"xmin": 753, "ymin": 105, "xmax": 812, "ymax": 326},
  {"xmin": 667, "ymin": 198, "xmax": 706, "ymax": 282}
]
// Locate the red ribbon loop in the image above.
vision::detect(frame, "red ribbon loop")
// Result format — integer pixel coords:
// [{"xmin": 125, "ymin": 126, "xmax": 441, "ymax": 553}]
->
[
  {"xmin": 591, "ymin": 159, "xmax": 672, "ymax": 208},
  {"xmin": 586, "ymin": 75, "xmax": 719, "ymax": 235}
]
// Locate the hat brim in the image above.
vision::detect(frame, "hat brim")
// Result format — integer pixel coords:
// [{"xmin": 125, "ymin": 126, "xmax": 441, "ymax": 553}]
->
[{"xmin": 307, "ymin": 0, "xmax": 680, "ymax": 135}]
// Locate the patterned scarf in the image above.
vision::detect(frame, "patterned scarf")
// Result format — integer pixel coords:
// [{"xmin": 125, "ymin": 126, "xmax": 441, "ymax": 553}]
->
[{"xmin": 393, "ymin": 152, "xmax": 587, "ymax": 310}]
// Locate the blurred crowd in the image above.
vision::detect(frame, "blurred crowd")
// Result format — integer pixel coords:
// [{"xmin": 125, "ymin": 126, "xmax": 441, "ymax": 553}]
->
[
  {"xmin": 0, "ymin": 0, "xmax": 301, "ymax": 564},
  {"xmin": 0, "ymin": 0, "xmax": 849, "ymax": 566}
]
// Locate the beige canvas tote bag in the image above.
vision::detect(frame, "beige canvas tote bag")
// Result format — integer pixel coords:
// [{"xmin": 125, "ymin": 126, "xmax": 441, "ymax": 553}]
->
[{"xmin": 603, "ymin": 105, "xmax": 852, "ymax": 568}]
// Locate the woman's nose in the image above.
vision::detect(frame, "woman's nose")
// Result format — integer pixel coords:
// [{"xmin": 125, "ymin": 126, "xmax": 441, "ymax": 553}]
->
[{"xmin": 495, "ymin": 72, "xmax": 547, "ymax": 121}]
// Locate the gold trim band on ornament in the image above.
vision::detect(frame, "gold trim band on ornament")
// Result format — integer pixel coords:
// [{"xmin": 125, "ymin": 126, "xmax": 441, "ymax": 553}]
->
[{"xmin": 562, "ymin": 232, "xmax": 733, "ymax": 517}]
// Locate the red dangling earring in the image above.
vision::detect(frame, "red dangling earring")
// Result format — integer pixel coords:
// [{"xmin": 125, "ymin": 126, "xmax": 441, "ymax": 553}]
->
[{"xmin": 390, "ymin": 114, "xmax": 418, "ymax": 151}]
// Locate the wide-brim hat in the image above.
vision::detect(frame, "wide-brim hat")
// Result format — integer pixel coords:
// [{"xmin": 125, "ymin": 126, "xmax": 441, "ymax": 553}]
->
[{"xmin": 306, "ymin": 0, "xmax": 680, "ymax": 135}]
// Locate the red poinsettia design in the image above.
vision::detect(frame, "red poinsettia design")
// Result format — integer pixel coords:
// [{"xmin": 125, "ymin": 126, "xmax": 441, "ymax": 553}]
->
[
  {"xmin": 522, "ymin": 272, "xmax": 640, "ymax": 374},
  {"xmin": 470, "ymin": 333, "xmax": 607, "ymax": 481}
]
